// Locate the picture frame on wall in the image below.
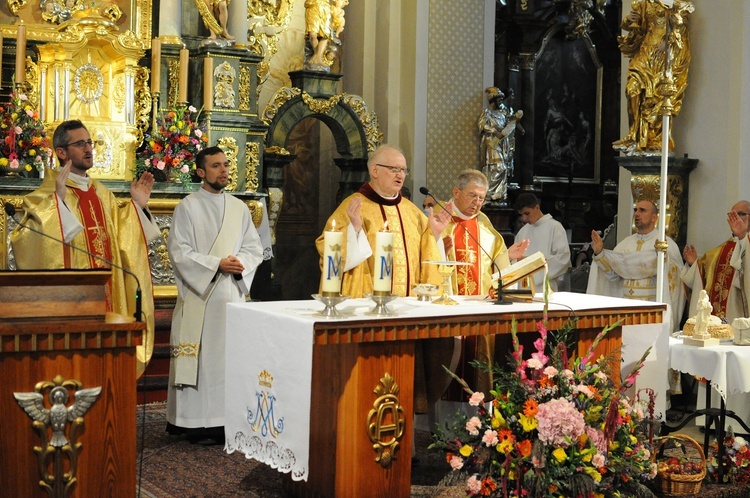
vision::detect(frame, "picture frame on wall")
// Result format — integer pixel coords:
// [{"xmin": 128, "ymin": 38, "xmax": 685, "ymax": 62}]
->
[{"xmin": 533, "ymin": 31, "xmax": 602, "ymax": 184}]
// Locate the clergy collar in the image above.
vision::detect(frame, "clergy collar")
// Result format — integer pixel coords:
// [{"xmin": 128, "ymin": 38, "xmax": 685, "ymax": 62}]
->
[
  {"xmin": 358, "ymin": 182, "xmax": 401, "ymax": 206},
  {"xmin": 67, "ymin": 171, "xmax": 91, "ymax": 190},
  {"xmin": 449, "ymin": 199, "xmax": 479, "ymax": 221}
]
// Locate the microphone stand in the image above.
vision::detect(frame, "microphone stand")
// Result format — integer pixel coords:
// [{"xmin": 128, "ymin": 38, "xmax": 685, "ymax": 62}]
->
[
  {"xmin": 420, "ymin": 187, "xmax": 512, "ymax": 305},
  {"xmin": 5, "ymin": 203, "xmax": 144, "ymax": 322}
]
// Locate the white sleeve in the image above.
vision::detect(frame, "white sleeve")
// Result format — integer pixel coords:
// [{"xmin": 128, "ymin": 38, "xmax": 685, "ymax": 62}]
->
[{"xmin": 57, "ymin": 193, "xmax": 84, "ymax": 243}]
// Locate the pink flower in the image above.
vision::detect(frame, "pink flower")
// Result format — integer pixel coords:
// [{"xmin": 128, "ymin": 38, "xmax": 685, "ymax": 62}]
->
[
  {"xmin": 466, "ymin": 416, "xmax": 482, "ymax": 436},
  {"xmin": 156, "ymin": 160, "xmax": 166, "ymax": 171},
  {"xmin": 543, "ymin": 366, "xmax": 558, "ymax": 377},
  {"xmin": 466, "ymin": 475, "xmax": 482, "ymax": 495},
  {"xmin": 536, "ymin": 398, "xmax": 585, "ymax": 447},
  {"xmin": 10, "ymin": 158, "xmax": 19, "ymax": 169},
  {"xmin": 188, "ymin": 105, "xmax": 197, "ymax": 112},
  {"xmin": 180, "ymin": 164, "xmax": 189, "ymax": 173},
  {"xmin": 449, "ymin": 455, "xmax": 464, "ymax": 470},
  {"xmin": 14, "ymin": 126, "xmax": 22, "ymax": 134},
  {"xmin": 26, "ymin": 109, "xmax": 34, "ymax": 117},
  {"xmin": 527, "ymin": 358, "xmax": 543, "ymax": 370},
  {"xmin": 562, "ymin": 369, "xmax": 574, "ymax": 380},
  {"xmin": 592, "ymin": 453, "xmax": 606, "ymax": 467},
  {"xmin": 573, "ymin": 384, "xmax": 594, "ymax": 398},
  {"xmin": 469, "ymin": 392, "xmax": 485, "ymax": 406},
  {"xmin": 194, "ymin": 129, "xmax": 203, "ymax": 138},
  {"xmin": 585, "ymin": 426, "xmax": 607, "ymax": 453},
  {"xmin": 482, "ymin": 429, "xmax": 498, "ymax": 447},
  {"xmin": 19, "ymin": 93, "xmax": 28, "ymax": 101}
]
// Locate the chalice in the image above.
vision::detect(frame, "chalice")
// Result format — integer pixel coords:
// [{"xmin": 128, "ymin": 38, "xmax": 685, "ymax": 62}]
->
[{"xmin": 424, "ymin": 261, "xmax": 470, "ymax": 306}]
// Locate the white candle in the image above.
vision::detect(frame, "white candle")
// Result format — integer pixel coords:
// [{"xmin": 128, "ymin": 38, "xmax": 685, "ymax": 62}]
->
[
  {"xmin": 151, "ymin": 38, "xmax": 161, "ymax": 93},
  {"xmin": 15, "ymin": 24, "xmax": 26, "ymax": 85},
  {"xmin": 178, "ymin": 48, "xmax": 189, "ymax": 102},
  {"xmin": 373, "ymin": 227, "xmax": 394, "ymax": 294},
  {"xmin": 203, "ymin": 56, "xmax": 213, "ymax": 111},
  {"xmin": 321, "ymin": 222, "xmax": 344, "ymax": 295}
]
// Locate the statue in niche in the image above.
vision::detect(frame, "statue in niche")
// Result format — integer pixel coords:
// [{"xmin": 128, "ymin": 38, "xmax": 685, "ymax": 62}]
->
[
  {"xmin": 613, "ymin": 0, "xmax": 694, "ymax": 155},
  {"xmin": 195, "ymin": 0, "xmax": 236, "ymax": 45},
  {"xmin": 304, "ymin": 0, "xmax": 348, "ymax": 70},
  {"xmin": 478, "ymin": 87, "xmax": 523, "ymax": 207},
  {"xmin": 214, "ymin": 61, "xmax": 236, "ymax": 108}
]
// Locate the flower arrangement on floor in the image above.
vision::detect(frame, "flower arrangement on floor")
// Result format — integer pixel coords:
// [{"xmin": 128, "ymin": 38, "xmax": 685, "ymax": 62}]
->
[
  {"xmin": 0, "ymin": 92, "xmax": 53, "ymax": 177},
  {"xmin": 708, "ymin": 428, "xmax": 750, "ymax": 484},
  {"xmin": 133, "ymin": 105, "xmax": 208, "ymax": 185},
  {"xmin": 430, "ymin": 312, "xmax": 659, "ymax": 497}
]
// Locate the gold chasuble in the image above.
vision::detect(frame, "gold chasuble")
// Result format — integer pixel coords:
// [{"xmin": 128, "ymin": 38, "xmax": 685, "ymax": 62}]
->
[
  {"xmin": 315, "ymin": 183, "xmax": 442, "ymax": 297},
  {"xmin": 697, "ymin": 240, "xmax": 737, "ymax": 319},
  {"xmin": 316, "ymin": 184, "xmax": 447, "ymax": 413},
  {"xmin": 11, "ymin": 169, "xmax": 155, "ymax": 377}
]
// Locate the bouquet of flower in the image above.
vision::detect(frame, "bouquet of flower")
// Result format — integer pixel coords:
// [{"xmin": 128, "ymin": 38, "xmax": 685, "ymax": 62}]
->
[
  {"xmin": 133, "ymin": 105, "xmax": 208, "ymax": 184},
  {"xmin": 708, "ymin": 428, "xmax": 750, "ymax": 484},
  {"xmin": 0, "ymin": 92, "xmax": 53, "ymax": 177},
  {"xmin": 431, "ymin": 315, "xmax": 659, "ymax": 498}
]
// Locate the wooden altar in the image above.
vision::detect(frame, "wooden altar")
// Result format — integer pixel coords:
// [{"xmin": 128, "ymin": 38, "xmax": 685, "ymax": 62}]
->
[
  {"xmin": 224, "ymin": 294, "xmax": 667, "ymax": 498},
  {"xmin": 0, "ymin": 270, "xmax": 145, "ymax": 497}
]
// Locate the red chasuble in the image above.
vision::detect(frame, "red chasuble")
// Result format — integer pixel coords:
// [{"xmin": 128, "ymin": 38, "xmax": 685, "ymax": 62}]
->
[{"xmin": 706, "ymin": 240, "xmax": 736, "ymax": 318}]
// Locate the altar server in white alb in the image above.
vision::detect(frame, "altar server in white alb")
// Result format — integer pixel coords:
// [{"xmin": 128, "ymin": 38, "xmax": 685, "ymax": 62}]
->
[
  {"xmin": 513, "ymin": 192, "xmax": 571, "ymax": 292},
  {"xmin": 166, "ymin": 146, "xmax": 263, "ymax": 445},
  {"xmin": 586, "ymin": 199, "xmax": 685, "ymax": 330}
]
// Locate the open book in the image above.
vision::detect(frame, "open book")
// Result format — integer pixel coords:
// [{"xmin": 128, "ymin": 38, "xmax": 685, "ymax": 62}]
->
[{"xmin": 493, "ymin": 251, "xmax": 547, "ymax": 289}]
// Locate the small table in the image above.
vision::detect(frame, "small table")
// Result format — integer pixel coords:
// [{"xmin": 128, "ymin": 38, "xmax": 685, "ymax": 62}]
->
[{"xmin": 663, "ymin": 337, "xmax": 750, "ymax": 482}]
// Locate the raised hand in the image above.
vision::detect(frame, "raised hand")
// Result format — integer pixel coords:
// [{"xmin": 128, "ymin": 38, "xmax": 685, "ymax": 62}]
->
[
  {"xmin": 130, "ymin": 171, "xmax": 155, "ymax": 209},
  {"xmin": 591, "ymin": 229, "xmax": 604, "ymax": 255},
  {"xmin": 55, "ymin": 160, "xmax": 72, "ymax": 202},
  {"xmin": 682, "ymin": 244, "xmax": 698, "ymax": 265},
  {"xmin": 346, "ymin": 196, "xmax": 363, "ymax": 233}
]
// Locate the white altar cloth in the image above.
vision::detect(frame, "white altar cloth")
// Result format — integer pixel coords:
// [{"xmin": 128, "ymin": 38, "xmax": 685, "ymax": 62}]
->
[
  {"xmin": 669, "ymin": 337, "xmax": 750, "ymax": 400},
  {"xmin": 224, "ymin": 292, "xmax": 669, "ymax": 481}
]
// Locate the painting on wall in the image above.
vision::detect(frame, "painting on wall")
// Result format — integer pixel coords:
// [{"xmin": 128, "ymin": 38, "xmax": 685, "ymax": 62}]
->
[{"xmin": 533, "ymin": 32, "xmax": 602, "ymax": 184}]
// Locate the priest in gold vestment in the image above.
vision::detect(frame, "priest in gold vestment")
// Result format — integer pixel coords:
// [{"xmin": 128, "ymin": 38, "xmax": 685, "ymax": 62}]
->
[
  {"xmin": 315, "ymin": 144, "xmax": 450, "ymax": 411},
  {"xmin": 439, "ymin": 169, "xmax": 528, "ymax": 395},
  {"xmin": 10, "ymin": 120, "xmax": 160, "ymax": 377},
  {"xmin": 681, "ymin": 200, "xmax": 750, "ymax": 321}
]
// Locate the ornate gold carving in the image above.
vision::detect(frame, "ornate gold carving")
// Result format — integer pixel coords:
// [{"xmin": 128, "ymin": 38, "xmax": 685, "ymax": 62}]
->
[
  {"xmin": 340, "ymin": 94, "xmax": 383, "ymax": 152},
  {"xmin": 117, "ymin": 30, "xmax": 143, "ymax": 50},
  {"xmin": 248, "ymin": 0, "xmax": 294, "ymax": 83},
  {"xmin": 245, "ymin": 200, "xmax": 264, "ymax": 229},
  {"xmin": 102, "ymin": 2, "xmax": 123, "ymax": 23},
  {"xmin": 23, "ymin": 59, "xmax": 40, "ymax": 110},
  {"xmin": 261, "ymin": 87, "xmax": 301, "ymax": 124},
  {"xmin": 302, "ymin": 92, "xmax": 342, "ymax": 114},
  {"xmin": 217, "ymin": 137, "xmax": 239, "ymax": 192},
  {"xmin": 134, "ymin": 67, "xmax": 152, "ymax": 142},
  {"xmin": 267, "ymin": 187, "xmax": 283, "ymax": 244},
  {"xmin": 112, "ymin": 74, "xmax": 126, "ymax": 111},
  {"xmin": 366, "ymin": 373, "xmax": 405, "ymax": 469},
  {"xmin": 13, "ymin": 375, "xmax": 101, "ymax": 497},
  {"xmin": 245, "ymin": 142, "xmax": 260, "ymax": 193},
  {"xmin": 8, "ymin": 0, "xmax": 26, "ymax": 14},
  {"xmin": 168, "ymin": 59, "xmax": 180, "ymax": 108},
  {"xmin": 195, "ymin": 0, "xmax": 223, "ymax": 36},
  {"xmin": 239, "ymin": 64, "xmax": 251, "ymax": 111},
  {"xmin": 655, "ymin": 240, "xmax": 669, "ymax": 253},
  {"xmin": 215, "ymin": 62, "xmax": 237, "ymax": 108},
  {"xmin": 74, "ymin": 63, "xmax": 104, "ymax": 104}
]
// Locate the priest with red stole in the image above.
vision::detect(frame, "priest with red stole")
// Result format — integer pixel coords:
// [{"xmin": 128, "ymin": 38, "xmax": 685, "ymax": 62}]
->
[
  {"xmin": 439, "ymin": 169, "xmax": 528, "ymax": 394},
  {"xmin": 10, "ymin": 120, "xmax": 161, "ymax": 377}
]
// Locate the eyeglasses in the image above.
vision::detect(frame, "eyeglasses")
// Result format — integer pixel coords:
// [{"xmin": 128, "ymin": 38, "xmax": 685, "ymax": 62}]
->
[
  {"xmin": 457, "ymin": 189, "xmax": 486, "ymax": 204},
  {"xmin": 729, "ymin": 211, "xmax": 750, "ymax": 217},
  {"xmin": 63, "ymin": 139, "xmax": 94, "ymax": 149},
  {"xmin": 376, "ymin": 164, "xmax": 409, "ymax": 176}
]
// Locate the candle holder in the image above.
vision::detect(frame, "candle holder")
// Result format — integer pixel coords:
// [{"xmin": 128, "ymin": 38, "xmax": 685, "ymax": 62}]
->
[
  {"xmin": 365, "ymin": 293, "xmax": 398, "ymax": 316},
  {"xmin": 312, "ymin": 293, "xmax": 348, "ymax": 319}
]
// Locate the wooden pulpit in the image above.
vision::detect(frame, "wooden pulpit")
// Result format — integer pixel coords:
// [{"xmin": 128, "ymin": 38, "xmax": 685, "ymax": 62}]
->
[{"xmin": 0, "ymin": 270, "xmax": 144, "ymax": 497}]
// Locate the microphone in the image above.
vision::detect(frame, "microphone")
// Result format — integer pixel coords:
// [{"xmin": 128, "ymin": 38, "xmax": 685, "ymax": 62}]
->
[
  {"xmin": 420, "ymin": 186, "xmax": 514, "ymax": 305},
  {"xmin": 5, "ymin": 202, "xmax": 143, "ymax": 322}
]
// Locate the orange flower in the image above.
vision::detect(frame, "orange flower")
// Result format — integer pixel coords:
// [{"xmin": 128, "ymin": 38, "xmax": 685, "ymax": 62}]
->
[
  {"xmin": 523, "ymin": 398, "xmax": 538, "ymax": 417},
  {"xmin": 517, "ymin": 439, "xmax": 532, "ymax": 457},
  {"xmin": 480, "ymin": 477, "xmax": 498, "ymax": 496},
  {"xmin": 178, "ymin": 135, "xmax": 189, "ymax": 144},
  {"xmin": 538, "ymin": 376, "xmax": 554, "ymax": 388}
]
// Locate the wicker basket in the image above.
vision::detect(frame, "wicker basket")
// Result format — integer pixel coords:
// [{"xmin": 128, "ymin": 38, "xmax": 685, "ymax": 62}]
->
[{"xmin": 653, "ymin": 434, "xmax": 706, "ymax": 496}]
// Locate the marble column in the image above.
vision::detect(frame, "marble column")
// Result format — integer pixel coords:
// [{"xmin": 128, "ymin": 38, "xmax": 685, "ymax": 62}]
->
[{"xmin": 227, "ymin": 0, "xmax": 248, "ymax": 46}]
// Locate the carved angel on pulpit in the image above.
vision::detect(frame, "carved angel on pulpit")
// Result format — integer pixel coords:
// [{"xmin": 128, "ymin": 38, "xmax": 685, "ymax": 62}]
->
[
  {"xmin": 14, "ymin": 385, "xmax": 101, "ymax": 448},
  {"xmin": 195, "ymin": 0, "xmax": 236, "ymax": 43}
]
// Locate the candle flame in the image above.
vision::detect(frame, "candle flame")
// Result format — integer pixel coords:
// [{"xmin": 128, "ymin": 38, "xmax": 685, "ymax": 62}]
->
[
  {"xmin": 331, "ymin": 219, "xmax": 336, "ymax": 229},
  {"xmin": 383, "ymin": 221, "xmax": 389, "ymax": 231}
]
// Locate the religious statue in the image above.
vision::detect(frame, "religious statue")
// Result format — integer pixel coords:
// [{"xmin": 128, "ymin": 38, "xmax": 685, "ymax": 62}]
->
[
  {"xmin": 478, "ymin": 87, "xmax": 523, "ymax": 206},
  {"xmin": 195, "ymin": 0, "xmax": 236, "ymax": 44},
  {"xmin": 613, "ymin": 0, "xmax": 694, "ymax": 155},
  {"xmin": 694, "ymin": 289, "xmax": 712, "ymax": 338},
  {"xmin": 304, "ymin": 0, "xmax": 349, "ymax": 70}
]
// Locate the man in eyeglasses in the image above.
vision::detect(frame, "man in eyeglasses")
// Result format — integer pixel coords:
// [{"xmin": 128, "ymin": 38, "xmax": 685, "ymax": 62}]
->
[
  {"xmin": 315, "ymin": 144, "xmax": 451, "ymax": 412},
  {"xmin": 11, "ymin": 119, "xmax": 161, "ymax": 377},
  {"xmin": 682, "ymin": 200, "xmax": 750, "ymax": 321}
]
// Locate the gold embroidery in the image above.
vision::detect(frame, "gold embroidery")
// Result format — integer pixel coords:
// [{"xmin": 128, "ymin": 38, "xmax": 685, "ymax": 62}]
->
[{"xmin": 171, "ymin": 343, "xmax": 200, "ymax": 357}]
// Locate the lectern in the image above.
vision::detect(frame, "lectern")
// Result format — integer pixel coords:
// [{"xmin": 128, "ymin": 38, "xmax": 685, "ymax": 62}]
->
[{"xmin": 0, "ymin": 270, "xmax": 144, "ymax": 497}]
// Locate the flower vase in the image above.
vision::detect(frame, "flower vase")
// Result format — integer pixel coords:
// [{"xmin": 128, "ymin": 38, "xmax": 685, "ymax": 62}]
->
[{"xmin": 168, "ymin": 168, "xmax": 183, "ymax": 184}]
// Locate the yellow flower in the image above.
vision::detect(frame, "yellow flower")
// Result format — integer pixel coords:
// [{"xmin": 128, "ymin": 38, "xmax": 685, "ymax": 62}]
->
[
  {"xmin": 552, "ymin": 447, "xmax": 567, "ymax": 463},
  {"xmin": 29, "ymin": 149, "xmax": 36, "ymax": 156},
  {"xmin": 25, "ymin": 163, "xmax": 32, "ymax": 172},
  {"xmin": 492, "ymin": 408, "xmax": 507, "ymax": 428},
  {"xmin": 629, "ymin": 435, "xmax": 637, "ymax": 445},
  {"xmin": 459, "ymin": 445, "xmax": 473, "ymax": 457},
  {"xmin": 583, "ymin": 466, "xmax": 602, "ymax": 483},
  {"xmin": 582, "ymin": 452, "xmax": 593, "ymax": 463},
  {"xmin": 609, "ymin": 441, "xmax": 620, "ymax": 451},
  {"xmin": 519, "ymin": 414, "xmax": 537, "ymax": 432},
  {"xmin": 0, "ymin": 157, "xmax": 7, "ymax": 166}
]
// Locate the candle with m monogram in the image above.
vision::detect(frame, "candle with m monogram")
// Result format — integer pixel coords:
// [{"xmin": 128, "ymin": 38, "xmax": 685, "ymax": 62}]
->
[
  {"xmin": 321, "ymin": 220, "xmax": 343, "ymax": 295},
  {"xmin": 373, "ymin": 223, "xmax": 393, "ymax": 295}
]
